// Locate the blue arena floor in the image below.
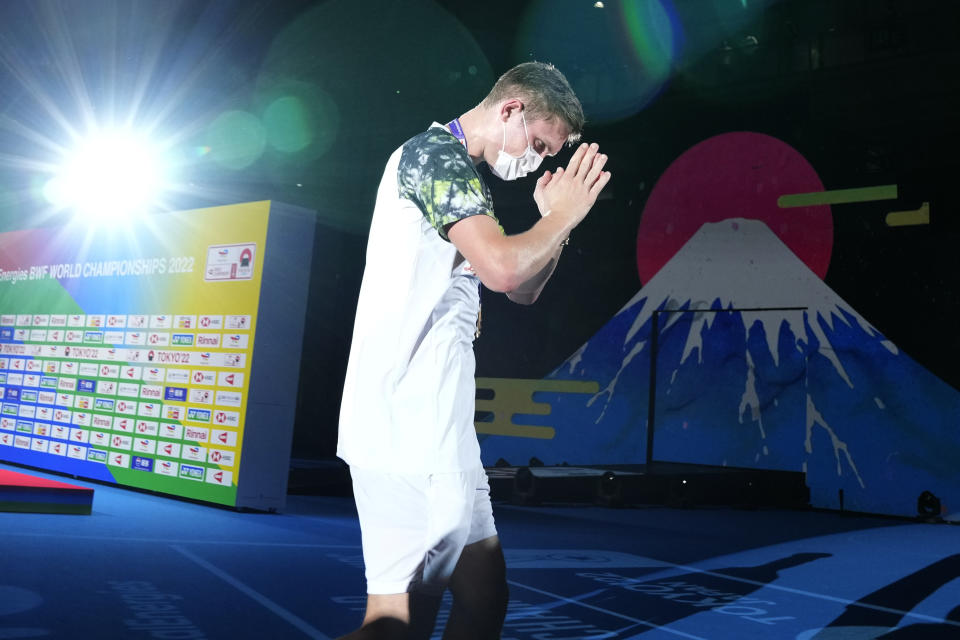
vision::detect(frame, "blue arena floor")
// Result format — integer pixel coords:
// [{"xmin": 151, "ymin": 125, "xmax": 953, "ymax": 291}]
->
[{"xmin": 1, "ymin": 462, "xmax": 958, "ymax": 639}]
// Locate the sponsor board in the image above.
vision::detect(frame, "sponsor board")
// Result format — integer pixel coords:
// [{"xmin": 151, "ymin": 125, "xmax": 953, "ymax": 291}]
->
[
  {"xmin": 217, "ymin": 372, "xmax": 243, "ymax": 388},
  {"xmin": 165, "ymin": 386, "xmax": 187, "ymax": 402},
  {"xmin": 143, "ymin": 367, "xmax": 165, "ymax": 383},
  {"xmin": 30, "ymin": 437, "xmax": 49, "ymax": 453},
  {"xmin": 155, "ymin": 460, "xmax": 178, "ymax": 476},
  {"xmin": 128, "ymin": 315, "xmax": 147, "ymax": 329},
  {"xmin": 117, "ymin": 383, "xmax": 140, "ymax": 398},
  {"xmin": 126, "ymin": 332, "xmax": 146, "ymax": 346},
  {"xmin": 182, "ymin": 445, "xmax": 207, "ymax": 462},
  {"xmin": 183, "ymin": 427, "xmax": 209, "ymax": 443},
  {"xmin": 174, "ymin": 315, "xmax": 196, "ymax": 329},
  {"xmin": 133, "ymin": 439, "xmax": 156, "ymax": 454},
  {"xmin": 187, "ymin": 408, "xmax": 211, "ymax": 424},
  {"xmin": 165, "ymin": 369, "xmax": 190, "ymax": 384},
  {"xmin": 106, "ymin": 315, "xmax": 127, "ymax": 328},
  {"xmin": 90, "ymin": 431, "xmax": 110, "ymax": 447},
  {"xmin": 210, "ymin": 429, "xmax": 238, "ymax": 448},
  {"xmin": 111, "ymin": 435, "xmax": 133, "ymax": 450},
  {"xmin": 198, "ymin": 315, "xmax": 223, "ymax": 330},
  {"xmin": 205, "ymin": 243, "xmax": 255, "ymax": 281},
  {"xmin": 160, "ymin": 423, "xmax": 183, "ymax": 440},
  {"xmin": 179, "ymin": 464, "xmax": 204, "ymax": 481},
  {"xmin": 109, "ymin": 452, "xmax": 130, "ymax": 468},
  {"xmin": 225, "ymin": 315, "xmax": 251, "ymax": 330},
  {"xmin": 158, "ymin": 441, "xmax": 181, "ymax": 458},
  {"xmin": 87, "ymin": 448, "xmax": 108, "ymax": 464},
  {"xmin": 212, "ymin": 410, "xmax": 240, "ymax": 427},
  {"xmin": 207, "ymin": 448, "xmax": 235, "ymax": 467},
  {"xmin": 113, "ymin": 417, "xmax": 135, "ymax": 433},
  {"xmin": 138, "ymin": 402, "xmax": 161, "ymax": 418},
  {"xmin": 189, "ymin": 388, "xmax": 213, "ymax": 405},
  {"xmin": 195, "ymin": 333, "xmax": 220, "ymax": 348},
  {"xmin": 132, "ymin": 456, "xmax": 153, "ymax": 472},
  {"xmin": 135, "ymin": 420, "xmax": 159, "ymax": 436},
  {"xmin": 87, "ymin": 315, "xmax": 105, "ymax": 328},
  {"xmin": 171, "ymin": 333, "xmax": 194, "ymax": 346},
  {"xmin": 97, "ymin": 380, "xmax": 117, "ymax": 395},
  {"xmin": 191, "ymin": 370, "xmax": 216, "ymax": 386},
  {"xmin": 205, "ymin": 468, "xmax": 233, "ymax": 486}
]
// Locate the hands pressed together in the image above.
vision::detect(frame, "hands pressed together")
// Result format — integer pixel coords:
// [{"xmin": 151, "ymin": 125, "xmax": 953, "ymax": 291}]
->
[{"xmin": 533, "ymin": 142, "xmax": 611, "ymax": 229}]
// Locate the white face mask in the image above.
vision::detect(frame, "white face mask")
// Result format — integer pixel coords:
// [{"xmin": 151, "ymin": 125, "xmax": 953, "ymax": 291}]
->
[{"xmin": 490, "ymin": 112, "xmax": 543, "ymax": 181}]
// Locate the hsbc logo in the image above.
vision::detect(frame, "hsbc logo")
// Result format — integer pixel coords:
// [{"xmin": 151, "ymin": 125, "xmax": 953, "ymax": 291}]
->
[
  {"xmin": 107, "ymin": 315, "xmax": 126, "ymax": 328},
  {"xmin": 135, "ymin": 420, "xmax": 158, "ymax": 435},
  {"xmin": 199, "ymin": 316, "xmax": 222, "ymax": 329},
  {"xmin": 192, "ymin": 370, "xmax": 215, "ymax": 386},
  {"xmin": 148, "ymin": 332, "xmax": 170, "ymax": 346}
]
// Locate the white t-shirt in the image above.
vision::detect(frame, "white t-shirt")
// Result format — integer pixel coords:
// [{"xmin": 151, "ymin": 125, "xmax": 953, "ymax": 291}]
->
[{"xmin": 337, "ymin": 123, "xmax": 498, "ymax": 473}]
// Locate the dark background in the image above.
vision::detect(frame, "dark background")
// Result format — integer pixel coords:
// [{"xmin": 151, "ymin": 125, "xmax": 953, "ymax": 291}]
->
[{"xmin": 0, "ymin": 0, "xmax": 956, "ymax": 461}]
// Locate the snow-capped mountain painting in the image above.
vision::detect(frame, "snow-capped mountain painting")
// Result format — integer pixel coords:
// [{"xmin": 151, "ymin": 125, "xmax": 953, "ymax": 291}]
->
[{"xmin": 479, "ymin": 218, "xmax": 960, "ymax": 518}]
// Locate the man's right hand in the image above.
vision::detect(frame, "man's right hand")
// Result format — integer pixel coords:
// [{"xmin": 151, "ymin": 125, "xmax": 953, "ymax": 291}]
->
[{"xmin": 534, "ymin": 142, "xmax": 610, "ymax": 230}]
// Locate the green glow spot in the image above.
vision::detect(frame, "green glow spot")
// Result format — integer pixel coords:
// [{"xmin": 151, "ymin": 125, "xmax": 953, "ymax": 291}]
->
[
  {"xmin": 206, "ymin": 111, "xmax": 266, "ymax": 170},
  {"xmin": 264, "ymin": 96, "xmax": 313, "ymax": 153}
]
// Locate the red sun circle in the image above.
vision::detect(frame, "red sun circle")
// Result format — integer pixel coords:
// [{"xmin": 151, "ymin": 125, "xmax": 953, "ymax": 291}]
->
[{"xmin": 636, "ymin": 132, "xmax": 833, "ymax": 284}]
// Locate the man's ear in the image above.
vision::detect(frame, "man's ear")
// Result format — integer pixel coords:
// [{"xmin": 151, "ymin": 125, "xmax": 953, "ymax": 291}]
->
[{"xmin": 498, "ymin": 98, "xmax": 523, "ymax": 122}]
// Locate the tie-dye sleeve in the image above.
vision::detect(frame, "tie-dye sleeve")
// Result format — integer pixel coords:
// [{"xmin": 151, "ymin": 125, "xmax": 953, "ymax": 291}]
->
[{"xmin": 398, "ymin": 129, "xmax": 497, "ymax": 241}]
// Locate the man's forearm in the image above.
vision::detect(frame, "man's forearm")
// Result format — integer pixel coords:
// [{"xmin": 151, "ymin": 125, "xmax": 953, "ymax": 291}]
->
[{"xmin": 506, "ymin": 242, "xmax": 564, "ymax": 305}]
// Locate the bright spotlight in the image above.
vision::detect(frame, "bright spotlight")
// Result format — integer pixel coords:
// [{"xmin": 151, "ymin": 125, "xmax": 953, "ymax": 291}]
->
[{"xmin": 45, "ymin": 131, "xmax": 166, "ymax": 223}]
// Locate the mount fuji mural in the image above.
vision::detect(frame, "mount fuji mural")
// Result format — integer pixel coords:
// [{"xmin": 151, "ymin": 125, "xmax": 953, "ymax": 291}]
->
[{"xmin": 478, "ymin": 218, "xmax": 960, "ymax": 519}]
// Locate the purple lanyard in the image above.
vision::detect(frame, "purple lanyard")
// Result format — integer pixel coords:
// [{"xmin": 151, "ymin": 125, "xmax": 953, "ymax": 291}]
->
[{"xmin": 447, "ymin": 119, "xmax": 467, "ymax": 150}]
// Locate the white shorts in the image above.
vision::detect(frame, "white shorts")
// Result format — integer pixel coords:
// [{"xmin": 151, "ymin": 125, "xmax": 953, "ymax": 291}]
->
[{"xmin": 350, "ymin": 465, "xmax": 498, "ymax": 595}]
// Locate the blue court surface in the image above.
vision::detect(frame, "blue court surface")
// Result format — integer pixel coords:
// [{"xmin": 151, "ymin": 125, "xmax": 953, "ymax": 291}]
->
[{"xmin": 1, "ymin": 462, "xmax": 957, "ymax": 639}]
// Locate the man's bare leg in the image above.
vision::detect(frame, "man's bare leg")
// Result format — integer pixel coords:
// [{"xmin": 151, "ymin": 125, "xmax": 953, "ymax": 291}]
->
[
  {"xmin": 442, "ymin": 536, "xmax": 509, "ymax": 640},
  {"xmin": 337, "ymin": 592, "xmax": 443, "ymax": 640}
]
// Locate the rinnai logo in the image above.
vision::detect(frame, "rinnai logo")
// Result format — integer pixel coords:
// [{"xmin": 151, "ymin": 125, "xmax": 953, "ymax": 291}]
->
[
  {"xmin": 92, "ymin": 415, "xmax": 112, "ymax": 429},
  {"xmin": 183, "ymin": 427, "xmax": 209, "ymax": 443},
  {"xmin": 38, "ymin": 391, "xmax": 57, "ymax": 404},
  {"xmin": 114, "ymin": 418, "xmax": 133, "ymax": 432},
  {"xmin": 140, "ymin": 385, "xmax": 163, "ymax": 399},
  {"xmin": 50, "ymin": 315, "xmax": 67, "ymax": 327},
  {"xmin": 205, "ymin": 468, "xmax": 232, "ymax": 486},
  {"xmin": 14, "ymin": 435, "xmax": 31, "ymax": 449},
  {"xmin": 156, "ymin": 460, "xmax": 178, "ymax": 476},
  {"xmin": 195, "ymin": 334, "xmax": 220, "ymax": 348},
  {"xmin": 0, "ymin": 315, "xmax": 15, "ymax": 326},
  {"xmin": 199, "ymin": 316, "xmax": 223, "ymax": 329},
  {"xmin": 58, "ymin": 378, "xmax": 77, "ymax": 392}
]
